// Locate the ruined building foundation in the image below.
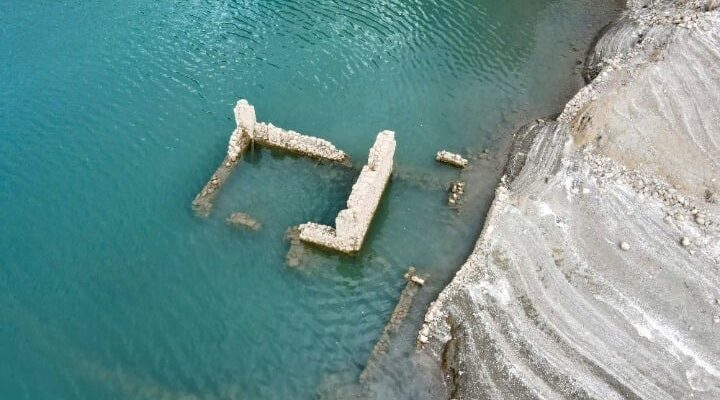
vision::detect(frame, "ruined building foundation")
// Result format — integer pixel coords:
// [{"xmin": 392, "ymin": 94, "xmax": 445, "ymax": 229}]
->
[
  {"xmin": 192, "ymin": 100, "xmax": 349, "ymax": 216},
  {"xmin": 298, "ymin": 131, "xmax": 396, "ymax": 253}
]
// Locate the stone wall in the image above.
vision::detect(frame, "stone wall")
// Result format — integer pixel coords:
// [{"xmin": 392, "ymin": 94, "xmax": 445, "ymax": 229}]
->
[
  {"xmin": 253, "ymin": 122, "xmax": 348, "ymax": 163},
  {"xmin": 299, "ymin": 131, "xmax": 395, "ymax": 253},
  {"xmin": 194, "ymin": 99, "xmax": 350, "ymax": 216}
]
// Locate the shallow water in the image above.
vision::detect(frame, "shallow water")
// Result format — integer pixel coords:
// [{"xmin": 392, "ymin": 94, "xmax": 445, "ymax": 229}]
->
[{"xmin": 1, "ymin": 1, "xmax": 617, "ymax": 398}]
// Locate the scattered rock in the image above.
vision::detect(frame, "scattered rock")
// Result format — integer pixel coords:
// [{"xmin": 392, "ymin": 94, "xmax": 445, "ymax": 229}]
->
[
  {"xmin": 227, "ymin": 212, "xmax": 261, "ymax": 230},
  {"xmin": 620, "ymin": 241, "xmax": 631, "ymax": 251},
  {"xmin": 285, "ymin": 227, "xmax": 304, "ymax": 267},
  {"xmin": 448, "ymin": 181, "xmax": 465, "ymax": 206},
  {"xmin": 680, "ymin": 236, "xmax": 691, "ymax": 247}
]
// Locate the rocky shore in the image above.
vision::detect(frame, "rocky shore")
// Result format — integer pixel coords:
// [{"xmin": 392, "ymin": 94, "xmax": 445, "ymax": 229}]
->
[{"xmin": 420, "ymin": 1, "xmax": 720, "ymax": 398}]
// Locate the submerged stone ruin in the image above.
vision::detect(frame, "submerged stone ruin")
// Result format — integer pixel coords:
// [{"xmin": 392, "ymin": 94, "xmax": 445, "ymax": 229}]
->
[
  {"xmin": 298, "ymin": 131, "xmax": 396, "ymax": 254},
  {"xmin": 359, "ymin": 267, "xmax": 425, "ymax": 384},
  {"xmin": 435, "ymin": 150, "xmax": 468, "ymax": 168},
  {"xmin": 192, "ymin": 100, "xmax": 349, "ymax": 217},
  {"xmin": 193, "ymin": 99, "xmax": 398, "ymax": 257},
  {"xmin": 226, "ymin": 212, "xmax": 261, "ymax": 230}
]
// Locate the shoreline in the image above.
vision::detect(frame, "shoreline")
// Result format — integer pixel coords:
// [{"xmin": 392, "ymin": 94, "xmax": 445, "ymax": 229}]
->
[{"xmin": 420, "ymin": 0, "xmax": 720, "ymax": 398}]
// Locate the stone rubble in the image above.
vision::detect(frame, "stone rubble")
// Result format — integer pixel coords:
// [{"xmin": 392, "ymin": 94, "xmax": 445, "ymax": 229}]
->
[
  {"xmin": 448, "ymin": 181, "xmax": 465, "ymax": 207},
  {"xmin": 436, "ymin": 150, "xmax": 468, "ymax": 168},
  {"xmin": 284, "ymin": 226, "xmax": 305, "ymax": 267},
  {"xmin": 226, "ymin": 212, "xmax": 261, "ymax": 230},
  {"xmin": 299, "ymin": 131, "xmax": 396, "ymax": 253},
  {"xmin": 359, "ymin": 267, "xmax": 425, "ymax": 384}
]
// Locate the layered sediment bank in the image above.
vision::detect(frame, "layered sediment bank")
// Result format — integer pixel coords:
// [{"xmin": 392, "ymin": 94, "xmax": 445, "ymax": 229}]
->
[
  {"xmin": 299, "ymin": 131, "xmax": 395, "ymax": 253},
  {"xmin": 421, "ymin": 1, "xmax": 720, "ymax": 398}
]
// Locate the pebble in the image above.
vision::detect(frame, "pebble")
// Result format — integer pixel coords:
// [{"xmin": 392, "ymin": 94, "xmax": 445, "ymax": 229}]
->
[
  {"xmin": 696, "ymin": 217, "xmax": 705, "ymax": 225},
  {"xmin": 680, "ymin": 237, "xmax": 691, "ymax": 247},
  {"xmin": 620, "ymin": 241, "xmax": 631, "ymax": 251}
]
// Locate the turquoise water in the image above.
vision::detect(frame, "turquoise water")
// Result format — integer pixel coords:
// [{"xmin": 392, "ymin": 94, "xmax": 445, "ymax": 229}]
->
[{"xmin": 0, "ymin": 1, "xmax": 617, "ymax": 399}]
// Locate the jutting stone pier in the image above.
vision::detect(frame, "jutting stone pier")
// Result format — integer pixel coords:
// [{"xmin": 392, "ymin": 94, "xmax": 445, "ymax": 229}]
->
[
  {"xmin": 192, "ymin": 100, "xmax": 349, "ymax": 216},
  {"xmin": 298, "ymin": 131, "xmax": 395, "ymax": 253}
]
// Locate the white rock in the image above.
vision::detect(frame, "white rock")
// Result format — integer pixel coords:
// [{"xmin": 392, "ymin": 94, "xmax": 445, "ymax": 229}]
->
[
  {"xmin": 436, "ymin": 150, "xmax": 468, "ymax": 168},
  {"xmin": 411, "ymin": 275, "xmax": 426, "ymax": 286}
]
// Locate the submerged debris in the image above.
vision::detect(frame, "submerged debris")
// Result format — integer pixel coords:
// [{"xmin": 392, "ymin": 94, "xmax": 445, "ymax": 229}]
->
[
  {"xmin": 284, "ymin": 227, "xmax": 305, "ymax": 267},
  {"xmin": 448, "ymin": 181, "xmax": 465, "ymax": 207},
  {"xmin": 226, "ymin": 212, "xmax": 261, "ymax": 230},
  {"xmin": 436, "ymin": 150, "xmax": 468, "ymax": 168},
  {"xmin": 359, "ymin": 267, "xmax": 426, "ymax": 384}
]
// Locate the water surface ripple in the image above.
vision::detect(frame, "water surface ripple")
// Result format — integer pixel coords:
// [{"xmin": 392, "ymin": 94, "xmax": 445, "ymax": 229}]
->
[{"xmin": 0, "ymin": 1, "xmax": 618, "ymax": 398}]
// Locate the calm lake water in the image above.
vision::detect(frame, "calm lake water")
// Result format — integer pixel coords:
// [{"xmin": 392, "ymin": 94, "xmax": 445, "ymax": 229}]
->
[{"xmin": 1, "ymin": 1, "xmax": 617, "ymax": 398}]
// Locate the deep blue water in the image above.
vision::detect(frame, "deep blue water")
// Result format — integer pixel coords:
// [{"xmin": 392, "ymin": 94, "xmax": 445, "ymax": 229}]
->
[{"xmin": 0, "ymin": 1, "xmax": 617, "ymax": 398}]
